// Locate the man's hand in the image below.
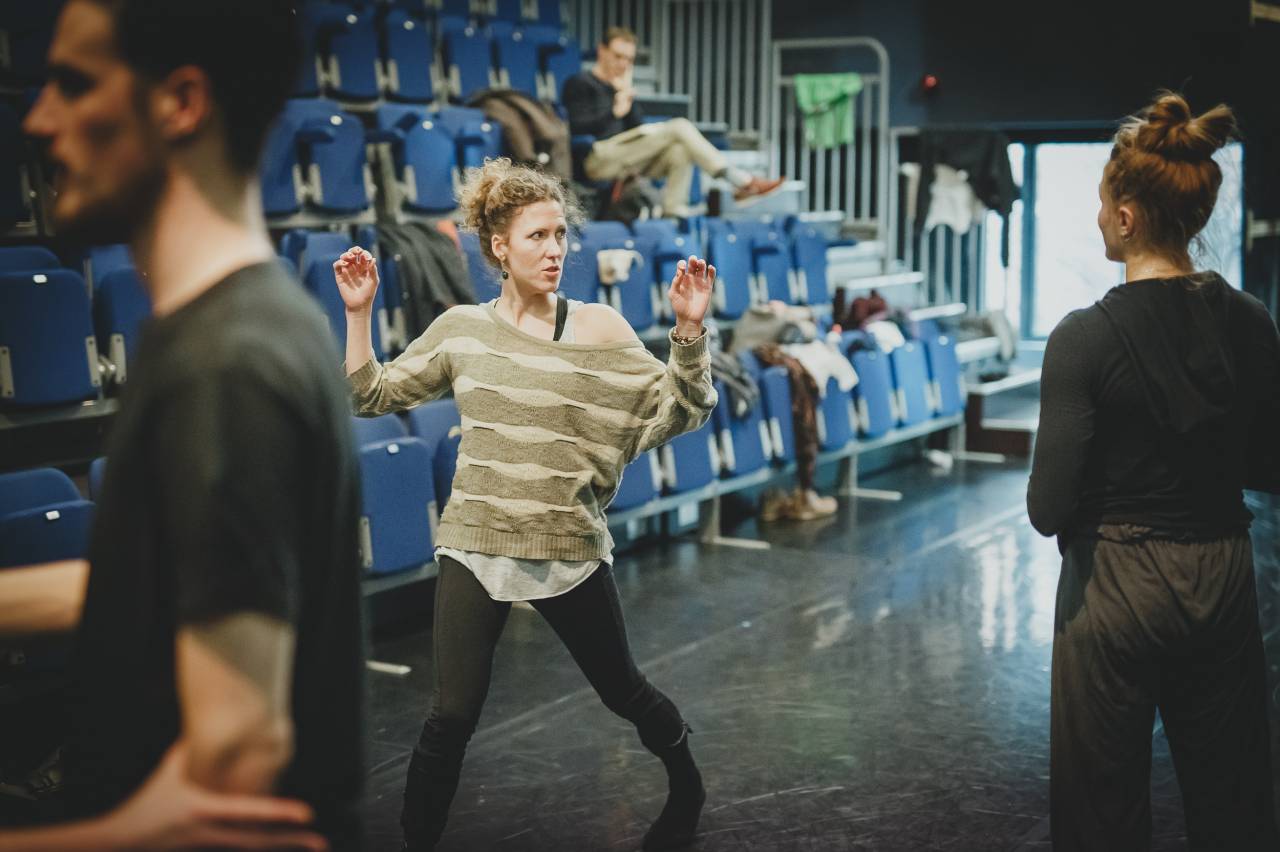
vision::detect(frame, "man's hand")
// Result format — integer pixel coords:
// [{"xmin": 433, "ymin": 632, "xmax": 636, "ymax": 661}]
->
[
  {"xmin": 96, "ymin": 742, "xmax": 327, "ymax": 851},
  {"xmin": 612, "ymin": 87, "xmax": 634, "ymax": 118}
]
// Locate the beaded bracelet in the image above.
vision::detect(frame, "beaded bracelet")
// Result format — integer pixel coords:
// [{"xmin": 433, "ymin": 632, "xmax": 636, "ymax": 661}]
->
[{"xmin": 672, "ymin": 328, "xmax": 704, "ymax": 345}]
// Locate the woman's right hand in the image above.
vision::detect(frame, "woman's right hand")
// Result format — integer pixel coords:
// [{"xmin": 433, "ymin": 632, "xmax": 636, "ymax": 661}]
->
[{"xmin": 334, "ymin": 247, "xmax": 379, "ymax": 316}]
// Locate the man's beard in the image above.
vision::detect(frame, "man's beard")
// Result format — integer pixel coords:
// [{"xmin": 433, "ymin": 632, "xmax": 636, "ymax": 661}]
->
[{"xmin": 51, "ymin": 159, "xmax": 167, "ymax": 248}]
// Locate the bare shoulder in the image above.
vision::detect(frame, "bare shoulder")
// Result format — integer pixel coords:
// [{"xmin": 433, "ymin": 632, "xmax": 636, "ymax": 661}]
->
[{"xmin": 572, "ymin": 303, "xmax": 640, "ymax": 345}]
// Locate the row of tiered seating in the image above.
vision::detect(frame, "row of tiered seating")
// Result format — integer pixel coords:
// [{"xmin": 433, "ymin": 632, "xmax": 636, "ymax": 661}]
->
[
  {"xmin": 456, "ymin": 215, "xmax": 839, "ymax": 333},
  {"xmin": 296, "ymin": 0, "xmax": 579, "ymax": 106},
  {"xmin": 260, "ymin": 98, "xmax": 503, "ymax": 221}
]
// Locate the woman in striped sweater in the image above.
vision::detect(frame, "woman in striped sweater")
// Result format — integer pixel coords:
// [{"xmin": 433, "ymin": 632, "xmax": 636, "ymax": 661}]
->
[{"xmin": 335, "ymin": 158, "xmax": 718, "ymax": 852}]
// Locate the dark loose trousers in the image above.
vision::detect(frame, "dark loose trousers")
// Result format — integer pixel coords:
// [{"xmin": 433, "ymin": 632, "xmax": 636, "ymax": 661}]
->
[
  {"xmin": 1050, "ymin": 526, "xmax": 1277, "ymax": 851},
  {"xmin": 402, "ymin": 556, "xmax": 687, "ymax": 847}
]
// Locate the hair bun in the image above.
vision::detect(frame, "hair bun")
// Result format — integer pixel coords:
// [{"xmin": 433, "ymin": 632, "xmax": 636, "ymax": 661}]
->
[{"xmin": 1134, "ymin": 92, "xmax": 1235, "ymax": 161}]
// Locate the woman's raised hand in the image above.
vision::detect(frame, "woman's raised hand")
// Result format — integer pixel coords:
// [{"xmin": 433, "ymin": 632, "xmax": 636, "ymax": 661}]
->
[
  {"xmin": 667, "ymin": 255, "xmax": 715, "ymax": 338},
  {"xmin": 333, "ymin": 247, "xmax": 379, "ymax": 316}
]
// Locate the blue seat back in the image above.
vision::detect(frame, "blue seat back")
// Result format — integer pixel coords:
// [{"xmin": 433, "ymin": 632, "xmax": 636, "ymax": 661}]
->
[
  {"xmin": 925, "ymin": 335, "xmax": 965, "ymax": 417},
  {"xmin": 661, "ymin": 419, "xmax": 717, "ymax": 493},
  {"xmin": 535, "ymin": 0, "xmax": 562, "ymax": 26},
  {"xmin": 358, "ymin": 438, "xmax": 437, "ymax": 575},
  {"xmin": 558, "ymin": 233, "xmax": 599, "ymax": 304},
  {"xmin": 495, "ymin": 31, "xmax": 541, "ymax": 97},
  {"xmin": 459, "ymin": 231, "xmax": 501, "ymax": 302},
  {"xmin": 632, "ymin": 221, "xmax": 699, "ymax": 322},
  {"xmin": 705, "ymin": 221, "xmax": 752, "ymax": 319},
  {"xmin": 791, "ymin": 227, "xmax": 830, "ymax": 305},
  {"xmin": 544, "ymin": 38, "xmax": 582, "ymax": 101},
  {"xmin": 757, "ymin": 364, "xmax": 796, "ymax": 462},
  {"xmin": 737, "ymin": 221, "xmax": 794, "ymax": 304},
  {"xmin": 0, "ymin": 501, "xmax": 96, "ymax": 569},
  {"xmin": 87, "ymin": 244, "xmax": 132, "ymax": 290},
  {"xmin": 260, "ymin": 111, "xmax": 304, "ymax": 217},
  {"xmin": 304, "ymin": 105, "xmax": 370, "ymax": 214},
  {"xmin": 444, "ymin": 26, "xmax": 494, "ymax": 101},
  {"xmin": 436, "ymin": 106, "xmax": 503, "ymax": 170},
  {"xmin": 710, "ymin": 379, "xmax": 769, "ymax": 477},
  {"xmin": 94, "ymin": 267, "xmax": 152, "ymax": 379},
  {"xmin": 352, "ymin": 413, "xmax": 408, "ymax": 448},
  {"xmin": 0, "ymin": 246, "xmax": 60, "ymax": 273},
  {"xmin": 610, "ymin": 451, "xmax": 658, "ymax": 511},
  {"xmin": 0, "ymin": 467, "xmax": 81, "ymax": 520},
  {"xmin": 890, "ymin": 342, "xmax": 932, "ymax": 426},
  {"xmin": 324, "ymin": 7, "xmax": 381, "ymax": 101},
  {"xmin": 405, "ymin": 399, "xmax": 463, "ymax": 510},
  {"xmin": 580, "ymin": 222, "xmax": 653, "ymax": 328},
  {"xmin": 851, "ymin": 349, "xmax": 895, "ymax": 438},
  {"xmin": 817, "ymin": 377, "xmax": 857, "ymax": 451},
  {"xmin": 378, "ymin": 105, "xmax": 459, "ymax": 214},
  {"xmin": 0, "ymin": 269, "xmax": 100, "ymax": 407},
  {"xmin": 383, "ymin": 9, "xmax": 436, "ymax": 103}
]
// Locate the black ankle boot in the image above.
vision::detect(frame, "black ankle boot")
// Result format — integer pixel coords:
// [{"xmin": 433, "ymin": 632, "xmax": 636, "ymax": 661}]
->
[
  {"xmin": 400, "ymin": 746, "xmax": 462, "ymax": 852},
  {"xmin": 642, "ymin": 726, "xmax": 706, "ymax": 851}
]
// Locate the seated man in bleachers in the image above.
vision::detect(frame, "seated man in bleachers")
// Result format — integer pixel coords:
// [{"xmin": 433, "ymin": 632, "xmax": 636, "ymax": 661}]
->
[{"xmin": 563, "ymin": 26, "xmax": 783, "ymax": 218}]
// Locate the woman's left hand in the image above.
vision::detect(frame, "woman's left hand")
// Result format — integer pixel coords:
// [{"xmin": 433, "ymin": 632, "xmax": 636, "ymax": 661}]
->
[{"xmin": 668, "ymin": 255, "xmax": 715, "ymax": 338}]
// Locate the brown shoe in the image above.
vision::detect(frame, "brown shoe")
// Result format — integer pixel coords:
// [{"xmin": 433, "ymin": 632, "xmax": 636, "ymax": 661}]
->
[{"xmin": 733, "ymin": 177, "xmax": 786, "ymax": 206}]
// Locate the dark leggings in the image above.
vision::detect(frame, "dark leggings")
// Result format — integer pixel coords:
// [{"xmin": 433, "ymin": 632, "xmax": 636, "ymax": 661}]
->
[{"xmin": 402, "ymin": 556, "xmax": 687, "ymax": 846}]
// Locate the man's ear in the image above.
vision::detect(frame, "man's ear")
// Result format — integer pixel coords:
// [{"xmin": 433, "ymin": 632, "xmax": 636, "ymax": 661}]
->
[{"xmin": 150, "ymin": 64, "xmax": 214, "ymax": 144}]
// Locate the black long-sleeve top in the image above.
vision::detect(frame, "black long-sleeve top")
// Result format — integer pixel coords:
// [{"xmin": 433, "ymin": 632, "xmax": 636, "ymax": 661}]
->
[
  {"xmin": 562, "ymin": 70, "xmax": 643, "ymax": 140},
  {"xmin": 1027, "ymin": 274, "xmax": 1280, "ymax": 542}
]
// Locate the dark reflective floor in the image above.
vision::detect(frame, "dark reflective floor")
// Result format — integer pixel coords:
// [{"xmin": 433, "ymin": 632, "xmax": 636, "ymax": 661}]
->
[{"xmin": 363, "ymin": 459, "xmax": 1280, "ymax": 851}]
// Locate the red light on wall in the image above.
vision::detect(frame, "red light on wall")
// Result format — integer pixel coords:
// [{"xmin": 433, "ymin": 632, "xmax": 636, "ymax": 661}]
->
[{"xmin": 921, "ymin": 74, "xmax": 940, "ymax": 94}]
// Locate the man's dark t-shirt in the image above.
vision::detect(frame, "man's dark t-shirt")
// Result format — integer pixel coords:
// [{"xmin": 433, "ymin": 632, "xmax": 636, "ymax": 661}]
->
[{"xmin": 64, "ymin": 262, "xmax": 365, "ymax": 845}]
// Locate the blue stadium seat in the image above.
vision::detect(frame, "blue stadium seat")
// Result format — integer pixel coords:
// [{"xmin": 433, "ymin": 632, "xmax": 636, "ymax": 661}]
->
[
  {"xmin": 437, "ymin": 14, "xmax": 472, "ymax": 35},
  {"xmin": 705, "ymin": 220, "xmax": 752, "ymax": 319},
  {"xmin": 86, "ymin": 244, "xmax": 131, "ymax": 290},
  {"xmin": 924, "ymin": 336, "xmax": 965, "ymax": 417},
  {"xmin": 757, "ymin": 364, "xmax": 796, "ymax": 462},
  {"xmin": 383, "ymin": 9, "xmax": 437, "ymax": 104},
  {"xmin": 438, "ymin": 0, "xmax": 476, "ymax": 18},
  {"xmin": 710, "ymin": 379, "xmax": 770, "ymax": 478},
  {"xmin": 791, "ymin": 226, "xmax": 831, "ymax": 306},
  {"xmin": 357, "ymin": 438, "xmax": 437, "ymax": 575},
  {"xmin": 373, "ymin": 105, "xmax": 459, "ymax": 215},
  {"xmin": 661, "ymin": 419, "xmax": 718, "ymax": 493},
  {"xmin": 543, "ymin": 37, "xmax": 582, "ymax": 101},
  {"xmin": 0, "ymin": 501, "xmax": 95, "ymax": 569},
  {"xmin": 558, "ymin": 233, "xmax": 599, "ymax": 304},
  {"xmin": 494, "ymin": 30, "xmax": 541, "ymax": 97},
  {"xmin": 352, "ymin": 413, "xmax": 408, "ymax": 447},
  {"xmin": 94, "ymin": 267, "xmax": 151, "ymax": 384},
  {"xmin": 405, "ymin": 399, "xmax": 462, "ymax": 511},
  {"xmin": 458, "ymin": 231, "xmax": 501, "ymax": 302},
  {"xmin": 261, "ymin": 99, "xmax": 372, "ymax": 218},
  {"xmin": 890, "ymin": 342, "xmax": 932, "ymax": 427},
  {"xmin": 851, "ymin": 349, "xmax": 895, "ymax": 438},
  {"xmin": 493, "ymin": 0, "xmax": 538, "ymax": 22},
  {"xmin": 0, "ymin": 246, "xmax": 60, "ymax": 272},
  {"xmin": 737, "ymin": 220, "xmax": 795, "ymax": 304},
  {"xmin": 0, "ymin": 270, "xmax": 101, "ymax": 407},
  {"xmin": 817, "ymin": 377, "xmax": 857, "ymax": 451},
  {"xmin": 317, "ymin": 6, "xmax": 382, "ymax": 103},
  {"xmin": 444, "ymin": 25, "xmax": 496, "ymax": 101},
  {"xmin": 436, "ymin": 106, "xmax": 503, "ymax": 170},
  {"xmin": 534, "ymin": 0, "xmax": 563, "ymax": 26},
  {"xmin": 610, "ymin": 451, "xmax": 659, "ymax": 512},
  {"xmin": 580, "ymin": 221, "xmax": 655, "ymax": 329},
  {"xmin": 0, "ymin": 468, "xmax": 81, "ymax": 520},
  {"xmin": 294, "ymin": 5, "xmax": 331, "ymax": 97},
  {"xmin": 88, "ymin": 457, "xmax": 107, "ymax": 503}
]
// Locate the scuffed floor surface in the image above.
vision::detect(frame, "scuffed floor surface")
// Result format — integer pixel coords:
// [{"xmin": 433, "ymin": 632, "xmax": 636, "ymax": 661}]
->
[{"xmin": 363, "ymin": 461, "xmax": 1280, "ymax": 851}]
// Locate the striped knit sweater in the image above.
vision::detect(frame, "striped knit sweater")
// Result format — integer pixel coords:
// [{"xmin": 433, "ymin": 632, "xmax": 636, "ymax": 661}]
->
[{"xmin": 348, "ymin": 303, "xmax": 717, "ymax": 561}]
